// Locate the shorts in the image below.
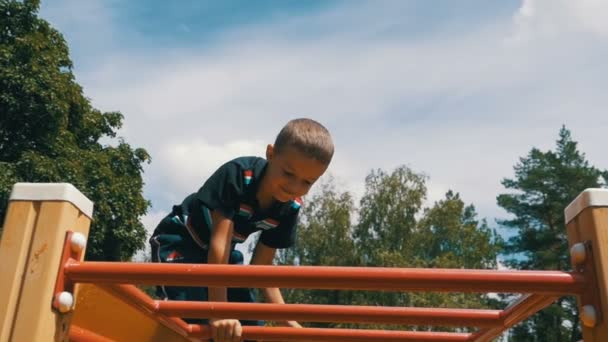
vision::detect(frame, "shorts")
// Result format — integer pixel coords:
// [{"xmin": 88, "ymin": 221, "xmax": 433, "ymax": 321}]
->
[{"xmin": 150, "ymin": 211, "xmax": 263, "ymax": 327}]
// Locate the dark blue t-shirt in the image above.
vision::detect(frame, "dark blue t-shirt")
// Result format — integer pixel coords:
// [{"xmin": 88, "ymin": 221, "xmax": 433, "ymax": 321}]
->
[{"xmin": 185, "ymin": 156, "xmax": 301, "ymax": 249}]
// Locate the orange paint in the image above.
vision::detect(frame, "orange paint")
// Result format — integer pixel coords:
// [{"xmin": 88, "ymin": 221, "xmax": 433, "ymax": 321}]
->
[{"xmin": 71, "ymin": 284, "xmax": 190, "ymax": 342}]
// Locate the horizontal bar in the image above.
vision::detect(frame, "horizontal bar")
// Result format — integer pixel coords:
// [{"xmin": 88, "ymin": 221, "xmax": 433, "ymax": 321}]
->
[
  {"xmin": 157, "ymin": 300, "xmax": 502, "ymax": 327},
  {"xmin": 106, "ymin": 284, "xmax": 500, "ymax": 327},
  {"xmin": 103, "ymin": 284, "xmax": 478, "ymax": 341},
  {"xmin": 189, "ymin": 325, "xmax": 472, "ymax": 342},
  {"xmin": 65, "ymin": 261, "xmax": 586, "ymax": 295}
]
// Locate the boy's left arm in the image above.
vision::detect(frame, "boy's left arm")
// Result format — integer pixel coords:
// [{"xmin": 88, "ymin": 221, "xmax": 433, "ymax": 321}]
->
[{"xmin": 250, "ymin": 241, "xmax": 302, "ymax": 328}]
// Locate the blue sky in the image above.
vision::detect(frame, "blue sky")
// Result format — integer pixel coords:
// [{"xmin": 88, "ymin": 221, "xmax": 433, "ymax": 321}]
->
[{"xmin": 38, "ymin": 0, "xmax": 608, "ymax": 258}]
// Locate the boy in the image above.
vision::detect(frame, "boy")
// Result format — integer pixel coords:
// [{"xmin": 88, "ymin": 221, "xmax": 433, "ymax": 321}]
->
[{"xmin": 150, "ymin": 118, "xmax": 333, "ymax": 342}]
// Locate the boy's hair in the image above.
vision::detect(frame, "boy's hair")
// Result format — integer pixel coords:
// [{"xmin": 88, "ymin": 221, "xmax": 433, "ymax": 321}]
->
[{"xmin": 274, "ymin": 118, "xmax": 334, "ymax": 165}]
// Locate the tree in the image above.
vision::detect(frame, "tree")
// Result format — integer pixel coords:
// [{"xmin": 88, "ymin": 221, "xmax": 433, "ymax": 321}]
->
[
  {"xmin": 279, "ymin": 167, "xmax": 502, "ymax": 331},
  {"xmin": 497, "ymin": 126, "xmax": 608, "ymax": 341},
  {"xmin": 0, "ymin": 0, "xmax": 150, "ymax": 260},
  {"xmin": 277, "ymin": 178, "xmax": 357, "ymax": 327},
  {"xmin": 353, "ymin": 166, "xmax": 501, "ymax": 331},
  {"xmin": 354, "ymin": 166, "xmax": 427, "ymax": 267},
  {"xmin": 413, "ymin": 191, "xmax": 500, "ymax": 270},
  {"xmin": 410, "ymin": 191, "xmax": 503, "ymax": 330}
]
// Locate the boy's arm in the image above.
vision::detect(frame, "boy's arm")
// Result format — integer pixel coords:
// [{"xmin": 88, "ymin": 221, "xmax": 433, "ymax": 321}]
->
[
  {"xmin": 207, "ymin": 211, "xmax": 243, "ymax": 341},
  {"xmin": 208, "ymin": 210, "xmax": 234, "ymax": 302},
  {"xmin": 251, "ymin": 242, "xmax": 302, "ymax": 328}
]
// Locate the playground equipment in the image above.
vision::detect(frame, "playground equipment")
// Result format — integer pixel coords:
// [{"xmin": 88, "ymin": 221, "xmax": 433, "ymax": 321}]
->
[{"xmin": 0, "ymin": 183, "xmax": 606, "ymax": 341}]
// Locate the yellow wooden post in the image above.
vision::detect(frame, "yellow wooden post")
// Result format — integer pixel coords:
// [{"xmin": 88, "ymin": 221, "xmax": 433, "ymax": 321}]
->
[
  {"xmin": 565, "ymin": 188, "xmax": 608, "ymax": 341},
  {"xmin": 0, "ymin": 183, "xmax": 93, "ymax": 342}
]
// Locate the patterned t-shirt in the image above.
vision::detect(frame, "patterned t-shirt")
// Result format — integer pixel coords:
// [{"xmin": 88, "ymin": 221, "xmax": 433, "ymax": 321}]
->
[{"xmin": 183, "ymin": 156, "xmax": 302, "ymax": 249}]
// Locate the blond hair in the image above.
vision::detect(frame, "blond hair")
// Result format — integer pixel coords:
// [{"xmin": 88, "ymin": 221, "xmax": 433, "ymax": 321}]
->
[{"xmin": 274, "ymin": 118, "xmax": 334, "ymax": 165}]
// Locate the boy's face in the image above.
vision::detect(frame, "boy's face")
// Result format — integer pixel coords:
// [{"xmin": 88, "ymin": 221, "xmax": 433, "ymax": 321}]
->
[{"xmin": 264, "ymin": 144, "xmax": 328, "ymax": 202}]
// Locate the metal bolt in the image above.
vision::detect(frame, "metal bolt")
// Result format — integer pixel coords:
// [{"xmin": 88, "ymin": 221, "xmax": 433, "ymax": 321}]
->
[
  {"xmin": 71, "ymin": 232, "xmax": 87, "ymax": 253},
  {"xmin": 55, "ymin": 291, "xmax": 74, "ymax": 313},
  {"xmin": 581, "ymin": 305, "xmax": 597, "ymax": 327},
  {"xmin": 570, "ymin": 243, "xmax": 586, "ymax": 265}
]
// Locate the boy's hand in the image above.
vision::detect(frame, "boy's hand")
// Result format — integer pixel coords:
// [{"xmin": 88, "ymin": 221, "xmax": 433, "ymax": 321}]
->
[
  {"xmin": 210, "ymin": 319, "xmax": 242, "ymax": 342},
  {"xmin": 277, "ymin": 320, "xmax": 301, "ymax": 328},
  {"xmin": 287, "ymin": 320, "xmax": 302, "ymax": 328}
]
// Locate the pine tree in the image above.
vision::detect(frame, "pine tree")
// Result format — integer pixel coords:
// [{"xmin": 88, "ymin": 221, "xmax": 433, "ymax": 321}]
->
[{"xmin": 497, "ymin": 126, "xmax": 608, "ymax": 341}]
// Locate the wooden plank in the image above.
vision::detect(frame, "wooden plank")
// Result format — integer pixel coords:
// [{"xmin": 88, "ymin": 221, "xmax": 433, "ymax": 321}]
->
[
  {"xmin": 0, "ymin": 201, "xmax": 39, "ymax": 342},
  {"xmin": 71, "ymin": 284, "xmax": 192, "ymax": 342},
  {"xmin": 10, "ymin": 201, "xmax": 91, "ymax": 342},
  {"xmin": 566, "ymin": 190, "xmax": 608, "ymax": 342}
]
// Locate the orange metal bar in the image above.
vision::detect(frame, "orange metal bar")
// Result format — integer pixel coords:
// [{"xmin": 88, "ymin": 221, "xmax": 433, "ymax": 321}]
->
[
  {"xmin": 65, "ymin": 261, "xmax": 586, "ymax": 295},
  {"xmin": 157, "ymin": 300, "xmax": 502, "ymax": 327},
  {"xmin": 500, "ymin": 294, "xmax": 560, "ymax": 328},
  {"xmin": 94, "ymin": 285, "xmax": 476, "ymax": 341},
  {"xmin": 470, "ymin": 294, "xmax": 559, "ymax": 341},
  {"xmin": 107, "ymin": 284, "xmax": 499, "ymax": 327},
  {"xmin": 69, "ymin": 325, "xmax": 113, "ymax": 342},
  {"xmin": 188, "ymin": 325, "xmax": 472, "ymax": 341}
]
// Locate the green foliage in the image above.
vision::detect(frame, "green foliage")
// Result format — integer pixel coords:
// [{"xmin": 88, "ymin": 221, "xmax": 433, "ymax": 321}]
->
[
  {"xmin": 497, "ymin": 126, "xmax": 607, "ymax": 341},
  {"xmin": 278, "ymin": 167, "xmax": 502, "ymax": 331},
  {"xmin": 278, "ymin": 178, "xmax": 356, "ymax": 268},
  {"xmin": 354, "ymin": 166, "xmax": 427, "ymax": 264},
  {"xmin": 0, "ymin": 0, "xmax": 150, "ymax": 260},
  {"xmin": 277, "ymin": 178, "xmax": 357, "ymax": 325},
  {"xmin": 414, "ymin": 191, "xmax": 500, "ymax": 270}
]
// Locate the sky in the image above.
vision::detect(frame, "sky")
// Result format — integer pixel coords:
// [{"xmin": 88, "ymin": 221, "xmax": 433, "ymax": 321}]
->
[{"xmin": 38, "ymin": 0, "xmax": 608, "ymax": 258}]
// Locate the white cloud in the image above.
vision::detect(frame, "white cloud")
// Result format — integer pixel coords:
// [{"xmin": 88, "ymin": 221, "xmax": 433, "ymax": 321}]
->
[
  {"xmin": 140, "ymin": 209, "xmax": 167, "ymax": 237},
  {"xmin": 39, "ymin": 1, "xmax": 608, "ymax": 223},
  {"xmin": 153, "ymin": 139, "xmax": 266, "ymax": 203},
  {"xmin": 40, "ymin": 0, "xmax": 119, "ymax": 71},
  {"xmin": 512, "ymin": 0, "xmax": 608, "ymax": 42},
  {"xmin": 132, "ymin": 209, "xmax": 168, "ymax": 262}
]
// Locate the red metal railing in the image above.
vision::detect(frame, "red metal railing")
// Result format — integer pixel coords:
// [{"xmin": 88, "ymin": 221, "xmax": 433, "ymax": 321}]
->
[
  {"xmin": 96, "ymin": 283, "xmax": 477, "ymax": 342},
  {"xmin": 157, "ymin": 300, "xmax": 503, "ymax": 327},
  {"xmin": 64, "ymin": 261, "xmax": 586, "ymax": 294},
  {"xmin": 59, "ymin": 258, "xmax": 589, "ymax": 341}
]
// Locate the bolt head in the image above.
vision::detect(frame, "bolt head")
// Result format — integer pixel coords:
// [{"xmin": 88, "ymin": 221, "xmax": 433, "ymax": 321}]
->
[
  {"xmin": 570, "ymin": 243, "xmax": 586, "ymax": 265},
  {"xmin": 71, "ymin": 232, "xmax": 87, "ymax": 253},
  {"xmin": 55, "ymin": 291, "xmax": 74, "ymax": 313},
  {"xmin": 581, "ymin": 305, "xmax": 597, "ymax": 327}
]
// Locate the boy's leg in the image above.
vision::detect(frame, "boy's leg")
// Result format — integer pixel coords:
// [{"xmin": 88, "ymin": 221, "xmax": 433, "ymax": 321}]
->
[
  {"xmin": 181, "ymin": 287, "xmax": 209, "ymax": 324},
  {"xmin": 149, "ymin": 214, "xmax": 209, "ymax": 324},
  {"xmin": 151, "ymin": 224, "xmax": 262, "ymax": 328}
]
